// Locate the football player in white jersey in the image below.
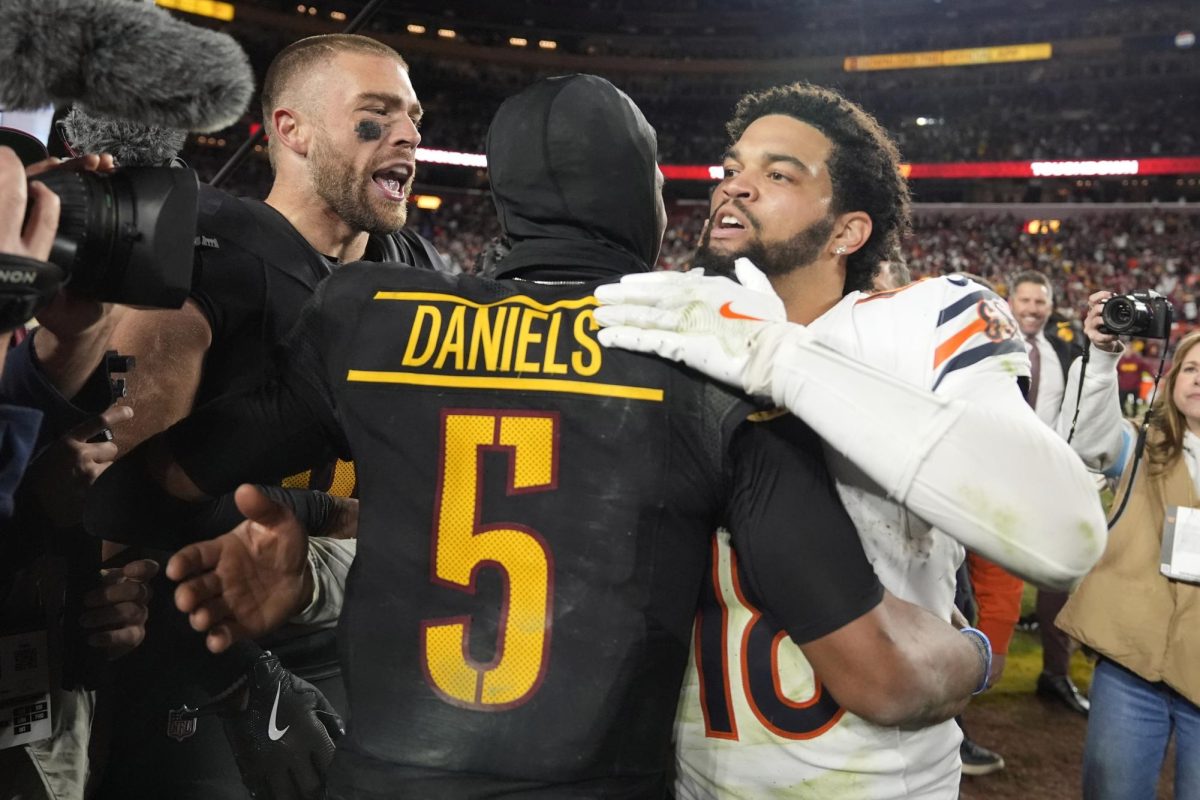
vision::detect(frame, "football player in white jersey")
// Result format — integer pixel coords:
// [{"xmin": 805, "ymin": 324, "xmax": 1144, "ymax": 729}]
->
[{"xmin": 595, "ymin": 82, "xmax": 1108, "ymax": 799}]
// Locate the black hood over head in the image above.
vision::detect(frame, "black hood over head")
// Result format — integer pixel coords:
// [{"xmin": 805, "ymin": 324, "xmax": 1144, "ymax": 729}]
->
[{"xmin": 486, "ymin": 74, "xmax": 661, "ymax": 281}]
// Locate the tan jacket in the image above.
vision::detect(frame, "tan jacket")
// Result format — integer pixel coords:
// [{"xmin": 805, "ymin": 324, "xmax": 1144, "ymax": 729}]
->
[{"xmin": 1057, "ymin": 449, "xmax": 1200, "ymax": 706}]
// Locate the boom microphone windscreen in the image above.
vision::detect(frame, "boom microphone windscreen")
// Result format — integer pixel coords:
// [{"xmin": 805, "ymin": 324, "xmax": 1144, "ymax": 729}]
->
[{"xmin": 0, "ymin": 0, "xmax": 253, "ymax": 133}]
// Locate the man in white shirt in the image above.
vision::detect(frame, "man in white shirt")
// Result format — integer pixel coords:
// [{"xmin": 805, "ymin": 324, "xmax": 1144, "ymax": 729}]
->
[
  {"xmin": 1010, "ymin": 270, "xmax": 1090, "ymax": 716},
  {"xmin": 595, "ymin": 81, "xmax": 1106, "ymax": 798}
]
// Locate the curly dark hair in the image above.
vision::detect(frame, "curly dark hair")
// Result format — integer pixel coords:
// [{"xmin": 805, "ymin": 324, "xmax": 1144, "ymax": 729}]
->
[{"xmin": 726, "ymin": 82, "xmax": 911, "ymax": 294}]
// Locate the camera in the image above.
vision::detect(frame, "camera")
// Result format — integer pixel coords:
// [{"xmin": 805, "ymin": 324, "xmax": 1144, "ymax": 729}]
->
[
  {"xmin": 36, "ymin": 167, "xmax": 199, "ymax": 307},
  {"xmin": 1099, "ymin": 290, "xmax": 1174, "ymax": 339}
]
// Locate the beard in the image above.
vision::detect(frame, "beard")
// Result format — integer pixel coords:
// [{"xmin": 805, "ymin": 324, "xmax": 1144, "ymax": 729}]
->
[
  {"xmin": 308, "ymin": 135, "xmax": 410, "ymax": 235},
  {"xmin": 693, "ymin": 207, "xmax": 835, "ymax": 279}
]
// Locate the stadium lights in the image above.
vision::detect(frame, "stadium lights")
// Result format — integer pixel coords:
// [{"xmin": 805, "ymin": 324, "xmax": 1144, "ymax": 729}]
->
[
  {"xmin": 414, "ymin": 195, "xmax": 443, "ymax": 211},
  {"xmin": 437, "ymin": 28, "xmax": 456, "ymax": 39},
  {"xmin": 406, "ymin": 24, "xmax": 426, "ymax": 34},
  {"xmin": 1030, "ymin": 160, "xmax": 1138, "ymax": 177},
  {"xmin": 509, "ymin": 37, "xmax": 528, "ymax": 47},
  {"xmin": 416, "ymin": 147, "xmax": 488, "ymax": 168},
  {"xmin": 155, "ymin": 0, "xmax": 235, "ymax": 22},
  {"xmin": 538, "ymin": 40, "xmax": 558, "ymax": 50},
  {"xmin": 1025, "ymin": 219, "xmax": 1062, "ymax": 235},
  {"xmin": 411, "ymin": 148, "xmax": 1200, "ymax": 181},
  {"xmin": 845, "ymin": 42, "xmax": 1051, "ymax": 72},
  {"xmin": 330, "ymin": 10, "xmax": 346, "ymax": 21}
]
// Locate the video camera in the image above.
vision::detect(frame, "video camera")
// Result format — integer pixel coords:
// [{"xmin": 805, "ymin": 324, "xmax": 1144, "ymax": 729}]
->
[
  {"xmin": 0, "ymin": 0, "xmax": 255, "ymax": 329},
  {"xmin": 1098, "ymin": 290, "xmax": 1173, "ymax": 339},
  {"xmin": 0, "ymin": 166, "xmax": 198, "ymax": 332},
  {"xmin": 37, "ymin": 166, "xmax": 198, "ymax": 306}
]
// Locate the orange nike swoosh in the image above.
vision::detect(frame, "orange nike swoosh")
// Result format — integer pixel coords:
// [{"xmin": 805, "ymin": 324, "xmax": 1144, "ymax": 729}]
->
[{"xmin": 719, "ymin": 302, "xmax": 763, "ymax": 321}]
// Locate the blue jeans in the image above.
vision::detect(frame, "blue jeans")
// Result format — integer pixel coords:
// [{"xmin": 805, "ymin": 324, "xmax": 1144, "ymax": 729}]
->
[{"xmin": 1083, "ymin": 658, "xmax": 1200, "ymax": 800}]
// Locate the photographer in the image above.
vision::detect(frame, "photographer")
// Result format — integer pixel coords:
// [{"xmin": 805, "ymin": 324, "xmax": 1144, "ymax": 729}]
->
[
  {"xmin": 0, "ymin": 144, "xmax": 61, "ymax": 488},
  {"xmin": 0, "ymin": 143, "xmax": 157, "ymax": 799},
  {"xmin": 0, "ymin": 145, "xmax": 122, "ymax": 443},
  {"xmin": 1056, "ymin": 290, "xmax": 1199, "ymax": 800}
]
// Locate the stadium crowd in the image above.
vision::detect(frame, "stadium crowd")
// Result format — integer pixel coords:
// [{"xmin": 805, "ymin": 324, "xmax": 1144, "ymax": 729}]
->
[
  {"xmin": 195, "ymin": 12, "xmax": 1200, "ymax": 167},
  {"xmin": 406, "ymin": 196, "xmax": 1200, "ymax": 335},
  {"xmin": 242, "ymin": 0, "xmax": 1190, "ymax": 63}
]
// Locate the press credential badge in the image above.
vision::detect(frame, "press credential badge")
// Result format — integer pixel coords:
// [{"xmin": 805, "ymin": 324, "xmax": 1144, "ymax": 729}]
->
[{"xmin": 1162, "ymin": 505, "xmax": 1200, "ymax": 584}]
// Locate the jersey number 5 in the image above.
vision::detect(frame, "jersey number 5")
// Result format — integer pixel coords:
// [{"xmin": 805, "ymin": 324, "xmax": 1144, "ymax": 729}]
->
[{"xmin": 421, "ymin": 410, "xmax": 558, "ymax": 711}]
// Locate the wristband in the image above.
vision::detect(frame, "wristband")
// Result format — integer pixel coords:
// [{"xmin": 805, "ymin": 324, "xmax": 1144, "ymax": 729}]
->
[{"xmin": 959, "ymin": 626, "xmax": 993, "ymax": 695}]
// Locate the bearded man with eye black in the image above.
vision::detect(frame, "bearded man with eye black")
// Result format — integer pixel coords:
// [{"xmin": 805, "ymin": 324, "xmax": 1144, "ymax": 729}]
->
[{"xmin": 92, "ymin": 34, "xmax": 450, "ymax": 800}]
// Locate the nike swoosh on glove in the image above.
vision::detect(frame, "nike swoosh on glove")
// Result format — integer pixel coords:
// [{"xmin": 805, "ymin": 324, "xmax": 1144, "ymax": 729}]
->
[
  {"xmin": 594, "ymin": 258, "xmax": 794, "ymax": 395},
  {"xmin": 213, "ymin": 651, "xmax": 344, "ymax": 800}
]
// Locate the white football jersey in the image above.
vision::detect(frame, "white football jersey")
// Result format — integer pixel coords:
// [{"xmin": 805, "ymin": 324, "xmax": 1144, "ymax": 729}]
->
[{"xmin": 674, "ymin": 276, "xmax": 1029, "ymax": 800}]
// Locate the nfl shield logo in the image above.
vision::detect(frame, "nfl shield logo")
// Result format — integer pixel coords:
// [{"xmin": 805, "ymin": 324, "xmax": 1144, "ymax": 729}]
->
[{"xmin": 166, "ymin": 705, "xmax": 198, "ymax": 742}]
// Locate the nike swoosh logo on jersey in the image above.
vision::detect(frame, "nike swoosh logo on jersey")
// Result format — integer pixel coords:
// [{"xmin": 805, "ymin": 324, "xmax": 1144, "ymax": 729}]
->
[
  {"xmin": 718, "ymin": 301, "xmax": 764, "ymax": 321},
  {"xmin": 267, "ymin": 683, "xmax": 290, "ymax": 741}
]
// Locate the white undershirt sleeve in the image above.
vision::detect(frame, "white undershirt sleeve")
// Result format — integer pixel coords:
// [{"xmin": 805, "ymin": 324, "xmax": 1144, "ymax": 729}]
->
[
  {"xmin": 1056, "ymin": 345, "xmax": 1133, "ymax": 478},
  {"xmin": 290, "ymin": 536, "xmax": 355, "ymax": 627},
  {"xmin": 744, "ymin": 323, "xmax": 1108, "ymax": 590}
]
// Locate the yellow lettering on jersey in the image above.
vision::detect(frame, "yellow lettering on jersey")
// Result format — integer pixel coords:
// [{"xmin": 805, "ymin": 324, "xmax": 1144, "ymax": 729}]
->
[
  {"xmin": 355, "ymin": 293, "xmax": 659, "ymax": 402},
  {"xmin": 433, "ymin": 305, "xmax": 467, "ymax": 370},
  {"xmin": 281, "ymin": 458, "xmax": 357, "ymax": 497},
  {"xmin": 500, "ymin": 306, "xmax": 522, "ymax": 372},
  {"xmin": 746, "ymin": 408, "xmax": 789, "ymax": 423},
  {"xmin": 330, "ymin": 458, "xmax": 356, "ymax": 497},
  {"xmin": 422, "ymin": 412, "xmax": 554, "ymax": 709},
  {"xmin": 571, "ymin": 310, "xmax": 602, "ymax": 377},
  {"xmin": 541, "ymin": 313, "xmax": 568, "ymax": 375},
  {"xmin": 402, "ymin": 305, "xmax": 441, "ymax": 367},
  {"xmin": 515, "ymin": 309, "xmax": 547, "ymax": 373},
  {"xmin": 467, "ymin": 307, "xmax": 506, "ymax": 371},
  {"xmin": 281, "ymin": 470, "xmax": 311, "ymax": 490}
]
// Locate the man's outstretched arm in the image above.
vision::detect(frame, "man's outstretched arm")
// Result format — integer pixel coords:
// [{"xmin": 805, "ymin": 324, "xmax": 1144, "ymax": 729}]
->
[
  {"xmin": 167, "ymin": 484, "xmax": 313, "ymax": 653},
  {"xmin": 596, "ymin": 260, "xmax": 1107, "ymax": 590}
]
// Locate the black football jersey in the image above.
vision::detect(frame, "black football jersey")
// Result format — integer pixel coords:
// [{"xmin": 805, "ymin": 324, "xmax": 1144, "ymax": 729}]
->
[
  {"xmin": 94, "ymin": 190, "xmax": 448, "ymax": 799},
  {"xmin": 164, "ymin": 264, "xmax": 882, "ymax": 797}
]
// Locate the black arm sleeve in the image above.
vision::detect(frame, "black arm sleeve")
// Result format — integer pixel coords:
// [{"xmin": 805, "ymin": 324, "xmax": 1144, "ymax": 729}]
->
[
  {"xmin": 84, "ymin": 286, "xmax": 348, "ymax": 547},
  {"xmin": 82, "ymin": 444, "xmax": 246, "ymax": 547},
  {"xmin": 726, "ymin": 415, "xmax": 883, "ymax": 645},
  {"xmin": 188, "ymin": 240, "xmax": 266, "ymax": 351},
  {"xmin": 169, "ymin": 283, "xmax": 348, "ymax": 496}
]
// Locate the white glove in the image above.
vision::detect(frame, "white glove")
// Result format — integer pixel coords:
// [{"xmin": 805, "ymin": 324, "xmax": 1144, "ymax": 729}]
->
[{"xmin": 594, "ymin": 259, "xmax": 791, "ymax": 395}]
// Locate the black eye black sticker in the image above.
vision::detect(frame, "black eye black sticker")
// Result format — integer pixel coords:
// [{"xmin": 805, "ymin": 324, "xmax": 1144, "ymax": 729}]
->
[{"xmin": 356, "ymin": 120, "xmax": 383, "ymax": 142}]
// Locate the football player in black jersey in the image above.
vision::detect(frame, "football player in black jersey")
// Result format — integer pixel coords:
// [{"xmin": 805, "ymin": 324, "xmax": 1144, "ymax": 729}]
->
[
  {"xmin": 93, "ymin": 35, "xmax": 448, "ymax": 800},
  {"xmin": 88, "ymin": 75, "xmax": 990, "ymax": 799}
]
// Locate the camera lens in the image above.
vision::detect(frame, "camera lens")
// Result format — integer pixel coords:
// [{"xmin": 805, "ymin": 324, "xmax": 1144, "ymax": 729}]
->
[
  {"xmin": 1103, "ymin": 298, "xmax": 1135, "ymax": 330},
  {"xmin": 30, "ymin": 168, "xmax": 197, "ymax": 307},
  {"xmin": 36, "ymin": 170, "xmax": 116, "ymax": 284},
  {"xmin": 1101, "ymin": 296, "xmax": 1153, "ymax": 336}
]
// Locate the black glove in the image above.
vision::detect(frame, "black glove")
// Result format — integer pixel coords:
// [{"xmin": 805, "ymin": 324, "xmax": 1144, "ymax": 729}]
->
[{"xmin": 187, "ymin": 651, "xmax": 344, "ymax": 799}]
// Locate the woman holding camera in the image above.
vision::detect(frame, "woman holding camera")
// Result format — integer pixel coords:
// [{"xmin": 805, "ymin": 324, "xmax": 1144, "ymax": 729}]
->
[{"xmin": 1056, "ymin": 290, "xmax": 1200, "ymax": 800}]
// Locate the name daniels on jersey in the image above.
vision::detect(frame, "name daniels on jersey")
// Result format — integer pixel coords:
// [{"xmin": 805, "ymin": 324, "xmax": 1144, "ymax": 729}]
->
[
  {"xmin": 348, "ymin": 292, "xmax": 664, "ymax": 403},
  {"xmin": 400, "ymin": 297, "xmax": 601, "ymax": 378}
]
